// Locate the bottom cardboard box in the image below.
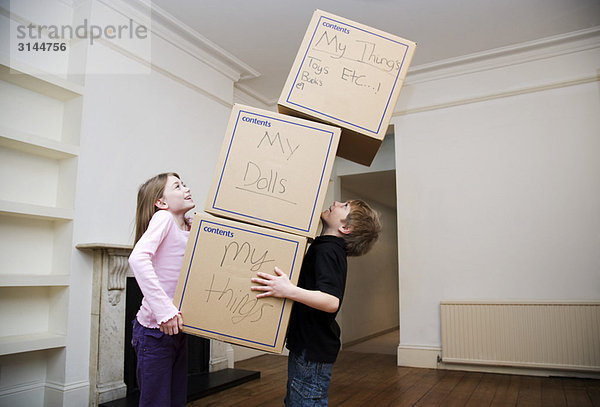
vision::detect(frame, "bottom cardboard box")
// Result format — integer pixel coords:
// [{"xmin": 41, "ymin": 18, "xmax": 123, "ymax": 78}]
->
[{"xmin": 174, "ymin": 213, "xmax": 307, "ymax": 353}]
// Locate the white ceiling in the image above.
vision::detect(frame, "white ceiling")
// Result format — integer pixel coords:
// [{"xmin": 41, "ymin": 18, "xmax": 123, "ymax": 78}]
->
[
  {"xmin": 149, "ymin": 0, "xmax": 600, "ymax": 104},
  {"xmin": 146, "ymin": 1, "xmax": 599, "ymax": 208}
]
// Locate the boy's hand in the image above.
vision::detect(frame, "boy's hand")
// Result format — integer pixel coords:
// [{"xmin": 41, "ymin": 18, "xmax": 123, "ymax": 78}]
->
[
  {"xmin": 251, "ymin": 267, "xmax": 295, "ymax": 299},
  {"xmin": 252, "ymin": 267, "xmax": 340, "ymax": 313},
  {"xmin": 159, "ymin": 313, "xmax": 183, "ymax": 335}
]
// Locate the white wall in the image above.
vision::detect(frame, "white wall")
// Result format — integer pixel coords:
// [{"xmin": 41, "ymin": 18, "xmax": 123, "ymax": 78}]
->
[
  {"xmin": 393, "ymin": 29, "xmax": 600, "ymax": 367},
  {"xmin": 75, "ymin": 43, "xmax": 231, "ymax": 245},
  {"xmin": 331, "ymin": 132, "xmax": 399, "ymax": 345},
  {"xmin": 65, "ymin": 0, "xmax": 250, "ymax": 404},
  {"xmin": 340, "ymin": 192, "xmax": 398, "ymax": 344},
  {"xmin": 1, "ymin": 0, "xmax": 244, "ymax": 403}
]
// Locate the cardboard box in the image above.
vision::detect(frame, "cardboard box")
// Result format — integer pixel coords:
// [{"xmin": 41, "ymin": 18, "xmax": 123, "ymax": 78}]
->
[
  {"xmin": 205, "ymin": 104, "xmax": 340, "ymax": 238},
  {"xmin": 174, "ymin": 213, "xmax": 307, "ymax": 353},
  {"xmin": 278, "ymin": 9, "xmax": 416, "ymax": 166}
]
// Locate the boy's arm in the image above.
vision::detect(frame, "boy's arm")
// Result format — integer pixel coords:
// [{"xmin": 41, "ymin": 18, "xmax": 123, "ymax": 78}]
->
[{"xmin": 251, "ymin": 267, "xmax": 340, "ymax": 313}]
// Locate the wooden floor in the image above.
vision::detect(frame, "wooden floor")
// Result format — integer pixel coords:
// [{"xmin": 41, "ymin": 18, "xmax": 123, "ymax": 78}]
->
[{"xmin": 188, "ymin": 351, "xmax": 600, "ymax": 407}]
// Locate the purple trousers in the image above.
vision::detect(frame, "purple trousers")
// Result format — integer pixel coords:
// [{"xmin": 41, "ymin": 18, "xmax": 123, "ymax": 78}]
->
[{"xmin": 132, "ymin": 318, "xmax": 188, "ymax": 407}]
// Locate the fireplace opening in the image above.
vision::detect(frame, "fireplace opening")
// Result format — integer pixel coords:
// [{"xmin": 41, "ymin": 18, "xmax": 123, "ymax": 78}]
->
[
  {"xmin": 103, "ymin": 277, "xmax": 259, "ymax": 407},
  {"xmin": 124, "ymin": 277, "xmax": 211, "ymax": 396},
  {"xmin": 83, "ymin": 245, "xmax": 260, "ymax": 407}
]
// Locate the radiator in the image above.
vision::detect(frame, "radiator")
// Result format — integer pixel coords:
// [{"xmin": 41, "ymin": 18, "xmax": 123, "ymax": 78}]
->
[{"xmin": 440, "ymin": 302, "xmax": 600, "ymax": 372}]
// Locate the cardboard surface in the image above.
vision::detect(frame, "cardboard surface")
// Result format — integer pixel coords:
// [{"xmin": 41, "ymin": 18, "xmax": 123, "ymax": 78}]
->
[
  {"xmin": 174, "ymin": 213, "xmax": 307, "ymax": 353},
  {"xmin": 205, "ymin": 104, "xmax": 340, "ymax": 237},
  {"xmin": 278, "ymin": 9, "xmax": 416, "ymax": 166}
]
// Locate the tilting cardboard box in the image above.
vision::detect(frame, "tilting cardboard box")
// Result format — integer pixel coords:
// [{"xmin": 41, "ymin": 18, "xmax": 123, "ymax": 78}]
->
[
  {"xmin": 205, "ymin": 104, "xmax": 340, "ymax": 238},
  {"xmin": 278, "ymin": 9, "xmax": 416, "ymax": 166},
  {"xmin": 174, "ymin": 213, "xmax": 307, "ymax": 353}
]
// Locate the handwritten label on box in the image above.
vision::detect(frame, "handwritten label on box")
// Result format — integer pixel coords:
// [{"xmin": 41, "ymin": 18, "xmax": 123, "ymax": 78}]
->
[
  {"xmin": 207, "ymin": 105, "xmax": 339, "ymax": 237},
  {"xmin": 174, "ymin": 215, "xmax": 306, "ymax": 352},
  {"xmin": 282, "ymin": 11, "xmax": 415, "ymax": 136}
]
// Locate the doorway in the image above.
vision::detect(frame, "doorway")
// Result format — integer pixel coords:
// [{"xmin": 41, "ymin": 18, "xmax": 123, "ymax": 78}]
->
[{"xmin": 339, "ymin": 170, "xmax": 399, "ymax": 352}]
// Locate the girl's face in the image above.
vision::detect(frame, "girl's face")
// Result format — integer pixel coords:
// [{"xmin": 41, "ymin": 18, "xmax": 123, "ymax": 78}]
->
[{"xmin": 158, "ymin": 175, "xmax": 195, "ymax": 215}]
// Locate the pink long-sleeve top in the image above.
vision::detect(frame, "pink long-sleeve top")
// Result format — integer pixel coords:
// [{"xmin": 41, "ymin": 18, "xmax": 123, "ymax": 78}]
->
[{"xmin": 128, "ymin": 210, "xmax": 190, "ymax": 328}]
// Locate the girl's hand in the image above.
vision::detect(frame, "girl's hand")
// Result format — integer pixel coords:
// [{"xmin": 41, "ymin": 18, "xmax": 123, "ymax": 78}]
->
[
  {"xmin": 159, "ymin": 313, "xmax": 183, "ymax": 335},
  {"xmin": 251, "ymin": 267, "xmax": 295, "ymax": 299}
]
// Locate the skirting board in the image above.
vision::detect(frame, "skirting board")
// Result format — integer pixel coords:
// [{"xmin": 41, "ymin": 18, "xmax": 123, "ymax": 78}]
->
[
  {"xmin": 397, "ymin": 345, "xmax": 441, "ymax": 369},
  {"xmin": 0, "ymin": 380, "xmax": 89, "ymax": 407},
  {"xmin": 45, "ymin": 383, "xmax": 90, "ymax": 407},
  {"xmin": 397, "ymin": 345, "xmax": 600, "ymax": 379}
]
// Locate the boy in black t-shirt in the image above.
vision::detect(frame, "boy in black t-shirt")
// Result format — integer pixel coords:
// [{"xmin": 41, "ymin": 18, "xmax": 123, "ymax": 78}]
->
[{"xmin": 251, "ymin": 200, "xmax": 381, "ymax": 406}]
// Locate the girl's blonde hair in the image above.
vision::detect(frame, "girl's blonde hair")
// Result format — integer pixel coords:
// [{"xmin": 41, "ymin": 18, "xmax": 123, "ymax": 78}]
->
[
  {"xmin": 134, "ymin": 172, "xmax": 179, "ymax": 244},
  {"xmin": 343, "ymin": 199, "xmax": 382, "ymax": 257}
]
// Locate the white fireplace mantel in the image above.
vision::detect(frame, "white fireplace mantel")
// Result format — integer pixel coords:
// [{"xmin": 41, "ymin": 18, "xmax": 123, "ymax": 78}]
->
[
  {"xmin": 77, "ymin": 243, "xmax": 133, "ymax": 406},
  {"xmin": 78, "ymin": 243, "xmax": 235, "ymax": 406}
]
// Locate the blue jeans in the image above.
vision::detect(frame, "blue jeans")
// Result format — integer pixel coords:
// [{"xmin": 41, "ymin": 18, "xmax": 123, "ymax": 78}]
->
[
  {"xmin": 132, "ymin": 318, "xmax": 188, "ymax": 407},
  {"xmin": 285, "ymin": 350, "xmax": 334, "ymax": 406}
]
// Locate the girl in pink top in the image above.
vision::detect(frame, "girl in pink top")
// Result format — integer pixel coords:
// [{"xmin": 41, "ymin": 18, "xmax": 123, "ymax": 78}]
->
[{"xmin": 128, "ymin": 172, "xmax": 195, "ymax": 407}]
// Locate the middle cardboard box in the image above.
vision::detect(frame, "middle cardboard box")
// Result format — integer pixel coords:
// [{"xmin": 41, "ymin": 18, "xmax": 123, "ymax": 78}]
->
[
  {"xmin": 205, "ymin": 104, "xmax": 341, "ymax": 238},
  {"xmin": 174, "ymin": 213, "xmax": 308, "ymax": 353}
]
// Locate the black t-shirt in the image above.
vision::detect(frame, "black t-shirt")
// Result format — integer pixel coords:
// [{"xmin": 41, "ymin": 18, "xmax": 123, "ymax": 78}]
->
[{"xmin": 286, "ymin": 235, "xmax": 348, "ymax": 363}]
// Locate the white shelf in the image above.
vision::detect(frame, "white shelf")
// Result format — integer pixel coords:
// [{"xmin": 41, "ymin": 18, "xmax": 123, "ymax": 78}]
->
[
  {"xmin": 0, "ymin": 200, "xmax": 74, "ymax": 221},
  {"xmin": 0, "ymin": 333, "xmax": 67, "ymax": 356},
  {"xmin": 0, "ymin": 2, "xmax": 85, "ymax": 394},
  {"xmin": 0, "ymin": 126, "xmax": 79, "ymax": 159},
  {"xmin": 0, "ymin": 274, "xmax": 69, "ymax": 287},
  {"xmin": 0, "ymin": 56, "xmax": 84, "ymax": 101}
]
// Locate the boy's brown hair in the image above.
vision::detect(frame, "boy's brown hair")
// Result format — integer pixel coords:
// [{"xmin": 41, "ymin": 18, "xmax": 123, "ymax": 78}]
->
[{"xmin": 343, "ymin": 199, "xmax": 382, "ymax": 257}]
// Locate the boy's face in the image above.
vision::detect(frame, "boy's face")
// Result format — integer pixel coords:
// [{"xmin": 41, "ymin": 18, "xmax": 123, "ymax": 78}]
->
[{"xmin": 321, "ymin": 201, "xmax": 351, "ymax": 231}]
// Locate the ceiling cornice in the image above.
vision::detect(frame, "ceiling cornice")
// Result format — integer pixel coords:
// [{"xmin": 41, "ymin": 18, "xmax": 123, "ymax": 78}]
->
[
  {"xmin": 109, "ymin": 0, "xmax": 261, "ymax": 82},
  {"xmin": 406, "ymin": 26, "xmax": 600, "ymax": 83}
]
